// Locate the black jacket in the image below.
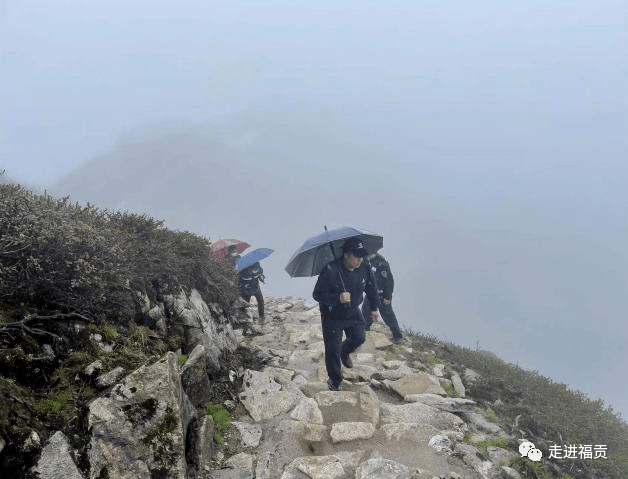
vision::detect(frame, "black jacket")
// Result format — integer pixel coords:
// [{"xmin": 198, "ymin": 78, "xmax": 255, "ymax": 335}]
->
[
  {"xmin": 239, "ymin": 262, "xmax": 264, "ymax": 295},
  {"xmin": 313, "ymin": 257, "xmax": 379, "ymax": 321},
  {"xmin": 367, "ymin": 253, "xmax": 394, "ymax": 299}
]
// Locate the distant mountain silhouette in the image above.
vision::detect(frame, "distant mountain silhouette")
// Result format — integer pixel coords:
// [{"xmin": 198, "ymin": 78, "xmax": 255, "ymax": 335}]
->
[{"xmin": 51, "ymin": 107, "xmax": 396, "ymax": 237}]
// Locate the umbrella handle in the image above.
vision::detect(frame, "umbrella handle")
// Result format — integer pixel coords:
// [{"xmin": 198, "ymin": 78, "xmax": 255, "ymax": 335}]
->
[
  {"xmin": 338, "ymin": 272, "xmax": 352, "ymax": 308},
  {"xmin": 338, "ymin": 272, "xmax": 347, "ymax": 291}
]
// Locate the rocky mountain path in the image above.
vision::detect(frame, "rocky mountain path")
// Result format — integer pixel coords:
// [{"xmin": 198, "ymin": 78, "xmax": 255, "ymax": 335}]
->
[{"xmin": 208, "ymin": 297, "xmax": 523, "ymax": 479}]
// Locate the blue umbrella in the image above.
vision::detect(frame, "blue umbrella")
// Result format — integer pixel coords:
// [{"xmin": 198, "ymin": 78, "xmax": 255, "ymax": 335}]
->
[
  {"xmin": 285, "ymin": 226, "xmax": 383, "ymax": 277},
  {"xmin": 235, "ymin": 248, "xmax": 274, "ymax": 273}
]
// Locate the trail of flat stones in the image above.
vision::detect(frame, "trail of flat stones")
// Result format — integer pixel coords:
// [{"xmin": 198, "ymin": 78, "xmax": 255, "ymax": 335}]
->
[{"xmin": 209, "ymin": 297, "xmax": 522, "ymax": 479}]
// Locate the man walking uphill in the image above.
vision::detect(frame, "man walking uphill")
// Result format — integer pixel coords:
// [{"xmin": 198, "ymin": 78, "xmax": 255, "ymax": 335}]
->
[
  {"xmin": 239, "ymin": 261, "xmax": 265, "ymax": 321},
  {"xmin": 313, "ymin": 237, "xmax": 380, "ymax": 391},
  {"xmin": 362, "ymin": 252, "xmax": 403, "ymax": 343}
]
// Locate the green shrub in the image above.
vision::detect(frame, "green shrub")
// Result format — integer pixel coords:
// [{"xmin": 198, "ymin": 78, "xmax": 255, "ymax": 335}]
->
[
  {"xmin": 424, "ymin": 353, "xmax": 442, "ymax": 366},
  {"xmin": 102, "ymin": 323, "xmax": 118, "ymax": 341},
  {"xmin": 403, "ymin": 327, "xmax": 628, "ymax": 478},
  {"xmin": 33, "ymin": 391, "xmax": 69, "ymax": 415},
  {"xmin": 440, "ymin": 380, "xmax": 454, "ymax": 397},
  {"xmin": 204, "ymin": 403, "xmax": 231, "ymax": 444},
  {"xmin": 0, "ymin": 183, "xmax": 239, "ymax": 321},
  {"xmin": 466, "ymin": 436, "xmax": 509, "ymax": 458},
  {"xmin": 485, "ymin": 406, "xmax": 498, "ymax": 423}
]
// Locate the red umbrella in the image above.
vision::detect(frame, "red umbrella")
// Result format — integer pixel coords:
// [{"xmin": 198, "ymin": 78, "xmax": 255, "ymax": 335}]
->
[{"xmin": 210, "ymin": 239, "xmax": 251, "ymax": 260}]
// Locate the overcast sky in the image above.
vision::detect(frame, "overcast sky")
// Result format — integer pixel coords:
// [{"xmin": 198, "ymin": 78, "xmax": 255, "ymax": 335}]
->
[{"xmin": 2, "ymin": 1, "xmax": 627, "ymax": 421}]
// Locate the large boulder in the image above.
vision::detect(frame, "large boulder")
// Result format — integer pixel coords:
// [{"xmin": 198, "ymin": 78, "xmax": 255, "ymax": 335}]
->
[
  {"xmin": 164, "ymin": 288, "xmax": 238, "ymax": 370},
  {"xmin": 180, "ymin": 344, "xmax": 212, "ymax": 408},
  {"xmin": 87, "ymin": 352, "xmax": 196, "ymax": 479},
  {"xmin": 33, "ymin": 431, "xmax": 83, "ymax": 479}
]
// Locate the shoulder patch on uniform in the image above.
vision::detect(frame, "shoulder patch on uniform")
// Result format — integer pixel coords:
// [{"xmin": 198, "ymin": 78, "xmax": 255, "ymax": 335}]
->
[{"xmin": 381, "ymin": 271, "xmax": 387, "ymax": 278}]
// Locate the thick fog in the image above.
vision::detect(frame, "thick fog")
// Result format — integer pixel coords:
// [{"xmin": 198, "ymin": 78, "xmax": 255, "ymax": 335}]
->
[{"xmin": 2, "ymin": 1, "xmax": 627, "ymax": 420}]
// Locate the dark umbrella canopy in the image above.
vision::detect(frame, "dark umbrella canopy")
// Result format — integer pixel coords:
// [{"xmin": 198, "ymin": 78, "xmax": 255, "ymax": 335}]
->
[
  {"xmin": 235, "ymin": 248, "xmax": 274, "ymax": 273},
  {"xmin": 285, "ymin": 226, "xmax": 383, "ymax": 277}
]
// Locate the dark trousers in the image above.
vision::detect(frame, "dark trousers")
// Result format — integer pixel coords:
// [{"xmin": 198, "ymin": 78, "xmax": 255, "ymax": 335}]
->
[
  {"xmin": 322, "ymin": 318, "xmax": 365, "ymax": 389},
  {"xmin": 242, "ymin": 289, "xmax": 264, "ymax": 319},
  {"xmin": 362, "ymin": 296, "xmax": 402, "ymax": 340}
]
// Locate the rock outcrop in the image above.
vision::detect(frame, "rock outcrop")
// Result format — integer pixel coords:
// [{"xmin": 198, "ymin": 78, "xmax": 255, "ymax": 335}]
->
[{"xmin": 33, "ymin": 295, "xmax": 523, "ymax": 479}]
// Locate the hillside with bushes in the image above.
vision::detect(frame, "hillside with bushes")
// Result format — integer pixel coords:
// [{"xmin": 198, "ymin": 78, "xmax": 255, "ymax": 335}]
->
[{"xmin": 0, "ymin": 181, "xmax": 626, "ymax": 478}]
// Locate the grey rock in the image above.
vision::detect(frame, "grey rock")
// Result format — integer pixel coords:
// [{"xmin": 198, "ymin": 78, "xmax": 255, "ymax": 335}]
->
[
  {"xmin": 180, "ymin": 344, "xmax": 211, "ymax": 407},
  {"xmin": 281, "ymin": 455, "xmax": 345, "ymax": 479},
  {"xmin": 432, "ymin": 364, "xmax": 445, "ymax": 377},
  {"xmin": 88, "ymin": 352, "xmax": 194, "ymax": 479},
  {"xmin": 388, "ymin": 372, "xmax": 447, "ymax": 397},
  {"xmin": 463, "ymin": 368, "xmax": 481, "ymax": 384},
  {"xmin": 290, "ymin": 397, "xmax": 324, "ymax": 424},
  {"xmin": 187, "ymin": 415, "xmax": 215, "ymax": 476},
  {"xmin": 455, "ymin": 443, "xmax": 505, "ymax": 479},
  {"xmin": 501, "ymin": 466, "xmax": 523, "ymax": 478},
  {"xmin": 84, "ymin": 360, "xmax": 103, "ymax": 377},
  {"xmin": 168, "ymin": 289, "xmax": 237, "ymax": 371},
  {"xmin": 239, "ymin": 369, "xmax": 300, "ymax": 421},
  {"xmin": 355, "ymin": 457, "xmax": 411, "ymax": 479},
  {"xmin": 461, "ymin": 411, "xmax": 508, "ymax": 436},
  {"xmin": 487, "ymin": 446, "xmax": 516, "ymax": 465},
  {"xmin": 330, "ymin": 422, "xmax": 375, "ymax": 443},
  {"xmin": 224, "ymin": 452, "xmax": 254, "ymax": 471},
  {"xmin": 33, "ymin": 431, "xmax": 83, "ymax": 479},
  {"xmin": 380, "ymin": 402, "xmax": 464, "ymax": 431},
  {"xmin": 451, "ymin": 373, "xmax": 466, "ymax": 398},
  {"xmin": 232, "ymin": 421, "xmax": 263, "ymax": 448},
  {"xmin": 95, "ymin": 366, "xmax": 126, "ymax": 389},
  {"xmin": 23, "ymin": 430, "xmax": 40, "ymax": 452},
  {"xmin": 276, "ymin": 419, "xmax": 329, "ymax": 442},
  {"xmin": 403, "ymin": 393, "xmax": 476, "ymax": 412},
  {"xmin": 428, "ymin": 434, "xmax": 453, "ymax": 453}
]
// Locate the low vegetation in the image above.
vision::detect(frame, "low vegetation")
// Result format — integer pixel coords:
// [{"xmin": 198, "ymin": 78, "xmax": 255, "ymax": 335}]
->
[
  {"xmin": 406, "ymin": 328, "xmax": 628, "ymax": 478},
  {"xmin": 0, "ymin": 180, "xmax": 241, "ymax": 477},
  {"xmin": 1, "ymin": 180, "xmax": 626, "ymax": 478},
  {"xmin": 204, "ymin": 403, "xmax": 232, "ymax": 445}
]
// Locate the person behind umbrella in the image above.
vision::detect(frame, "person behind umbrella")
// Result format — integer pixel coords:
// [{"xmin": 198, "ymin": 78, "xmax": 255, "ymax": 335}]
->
[
  {"xmin": 313, "ymin": 237, "xmax": 380, "ymax": 391},
  {"xmin": 226, "ymin": 244, "xmax": 241, "ymax": 269},
  {"xmin": 239, "ymin": 261, "xmax": 265, "ymax": 321},
  {"xmin": 361, "ymin": 252, "xmax": 403, "ymax": 343}
]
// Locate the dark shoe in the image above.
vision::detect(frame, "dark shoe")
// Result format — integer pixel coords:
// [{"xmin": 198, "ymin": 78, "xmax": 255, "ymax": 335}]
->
[
  {"xmin": 341, "ymin": 355, "xmax": 353, "ymax": 368},
  {"xmin": 327, "ymin": 378, "xmax": 341, "ymax": 391}
]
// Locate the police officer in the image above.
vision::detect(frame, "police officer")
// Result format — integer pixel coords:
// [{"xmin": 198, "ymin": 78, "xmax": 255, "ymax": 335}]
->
[
  {"xmin": 239, "ymin": 261, "xmax": 265, "ymax": 321},
  {"xmin": 226, "ymin": 244, "xmax": 241, "ymax": 269},
  {"xmin": 361, "ymin": 252, "xmax": 403, "ymax": 343},
  {"xmin": 313, "ymin": 237, "xmax": 380, "ymax": 391}
]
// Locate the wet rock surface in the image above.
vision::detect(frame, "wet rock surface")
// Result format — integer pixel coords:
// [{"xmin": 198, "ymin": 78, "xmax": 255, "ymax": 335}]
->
[
  {"xmin": 206, "ymin": 297, "xmax": 519, "ymax": 479},
  {"xmin": 28, "ymin": 296, "xmax": 523, "ymax": 479}
]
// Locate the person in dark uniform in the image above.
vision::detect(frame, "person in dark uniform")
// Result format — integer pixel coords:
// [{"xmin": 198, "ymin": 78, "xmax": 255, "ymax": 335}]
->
[
  {"xmin": 239, "ymin": 261, "xmax": 265, "ymax": 321},
  {"xmin": 226, "ymin": 244, "xmax": 241, "ymax": 269},
  {"xmin": 313, "ymin": 237, "xmax": 380, "ymax": 391},
  {"xmin": 362, "ymin": 252, "xmax": 403, "ymax": 343}
]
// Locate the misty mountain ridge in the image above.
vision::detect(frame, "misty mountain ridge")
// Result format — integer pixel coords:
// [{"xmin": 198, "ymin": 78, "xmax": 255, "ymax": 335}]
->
[
  {"xmin": 51, "ymin": 110, "xmax": 401, "ymax": 234},
  {"xmin": 1, "ymin": 180, "xmax": 627, "ymax": 478},
  {"xmin": 47, "ymin": 106, "xmax": 628, "ymax": 425}
]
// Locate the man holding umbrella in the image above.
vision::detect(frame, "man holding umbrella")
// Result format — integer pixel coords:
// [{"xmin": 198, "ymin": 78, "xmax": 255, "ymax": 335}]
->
[{"xmin": 313, "ymin": 237, "xmax": 380, "ymax": 391}]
